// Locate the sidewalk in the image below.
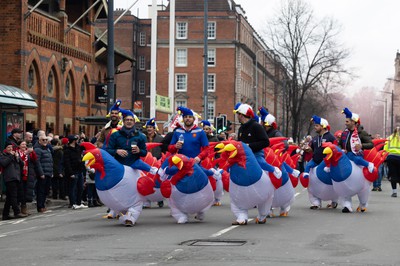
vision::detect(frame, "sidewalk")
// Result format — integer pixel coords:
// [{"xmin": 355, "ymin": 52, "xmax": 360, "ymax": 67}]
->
[{"xmin": 0, "ymin": 197, "xmax": 69, "ymax": 216}]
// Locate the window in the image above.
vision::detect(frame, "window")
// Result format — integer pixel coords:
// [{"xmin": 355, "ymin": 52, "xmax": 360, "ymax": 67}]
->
[
  {"xmin": 47, "ymin": 69, "xmax": 54, "ymax": 95},
  {"xmin": 81, "ymin": 78, "xmax": 87, "ymax": 100},
  {"xmin": 176, "ymin": 100, "xmax": 187, "ymax": 108},
  {"xmin": 139, "ymin": 56, "xmax": 146, "ymax": 70},
  {"xmin": 175, "ymin": 74, "xmax": 187, "ymax": 91},
  {"xmin": 208, "ymin": 48, "xmax": 216, "ymax": 67},
  {"xmin": 176, "ymin": 22, "xmax": 188, "ymax": 39},
  {"xmin": 176, "ymin": 48, "xmax": 187, "ymax": 67},
  {"xmin": 207, "ymin": 22, "xmax": 216, "ymax": 39},
  {"xmin": 28, "ymin": 65, "xmax": 35, "ymax": 90},
  {"xmin": 139, "ymin": 32, "xmax": 146, "ymax": 46},
  {"xmin": 207, "ymin": 74, "xmax": 216, "ymax": 92},
  {"xmin": 208, "ymin": 100, "xmax": 215, "ymax": 119},
  {"xmin": 138, "ymin": 80, "xmax": 145, "ymax": 95},
  {"xmin": 65, "ymin": 74, "xmax": 71, "ymax": 98}
]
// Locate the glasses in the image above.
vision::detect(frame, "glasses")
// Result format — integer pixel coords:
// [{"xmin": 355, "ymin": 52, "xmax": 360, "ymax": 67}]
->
[{"xmin": 40, "ymin": 139, "xmax": 48, "ymax": 142}]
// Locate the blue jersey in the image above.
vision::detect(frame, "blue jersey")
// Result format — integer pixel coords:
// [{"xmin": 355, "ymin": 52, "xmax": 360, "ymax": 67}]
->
[{"xmin": 170, "ymin": 127, "xmax": 209, "ymax": 158}]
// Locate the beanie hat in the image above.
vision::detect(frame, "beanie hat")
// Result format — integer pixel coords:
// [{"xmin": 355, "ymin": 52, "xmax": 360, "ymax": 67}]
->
[
  {"xmin": 61, "ymin": 137, "xmax": 69, "ymax": 145},
  {"xmin": 233, "ymin": 103, "xmax": 254, "ymax": 118},
  {"xmin": 342, "ymin": 107, "xmax": 360, "ymax": 124}
]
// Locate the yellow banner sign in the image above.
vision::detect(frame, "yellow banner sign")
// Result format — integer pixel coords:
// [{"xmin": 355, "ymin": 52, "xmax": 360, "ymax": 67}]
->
[{"xmin": 155, "ymin": 94, "xmax": 172, "ymax": 113}]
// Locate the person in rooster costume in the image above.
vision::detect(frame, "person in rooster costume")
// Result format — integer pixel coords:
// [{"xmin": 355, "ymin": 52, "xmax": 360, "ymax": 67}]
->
[
  {"xmin": 338, "ymin": 108, "xmax": 375, "ymax": 179},
  {"xmin": 95, "ymin": 99, "xmax": 123, "ymax": 148},
  {"xmin": 168, "ymin": 107, "xmax": 209, "ymax": 163},
  {"xmin": 301, "ymin": 115, "xmax": 338, "ymax": 209},
  {"xmin": 81, "ymin": 143, "xmax": 155, "ymax": 226},
  {"xmin": 158, "ymin": 154, "xmax": 216, "ymax": 224},
  {"xmin": 142, "ymin": 118, "xmax": 164, "ymax": 208},
  {"xmin": 216, "ymin": 140, "xmax": 275, "ymax": 225}
]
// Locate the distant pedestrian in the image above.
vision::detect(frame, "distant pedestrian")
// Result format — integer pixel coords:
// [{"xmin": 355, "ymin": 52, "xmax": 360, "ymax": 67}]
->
[{"xmin": 384, "ymin": 126, "xmax": 400, "ymax": 197}]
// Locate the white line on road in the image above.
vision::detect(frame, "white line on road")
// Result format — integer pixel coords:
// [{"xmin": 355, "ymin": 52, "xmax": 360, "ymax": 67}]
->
[{"xmin": 209, "ymin": 218, "xmax": 254, "ymax": 238}]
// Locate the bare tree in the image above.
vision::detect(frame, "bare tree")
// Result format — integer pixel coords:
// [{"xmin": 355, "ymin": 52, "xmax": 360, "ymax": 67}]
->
[{"xmin": 265, "ymin": 0, "xmax": 351, "ymax": 142}]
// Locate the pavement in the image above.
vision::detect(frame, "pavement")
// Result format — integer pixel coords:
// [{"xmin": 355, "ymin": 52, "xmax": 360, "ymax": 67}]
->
[{"xmin": 0, "ymin": 197, "xmax": 69, "ymax": 217}]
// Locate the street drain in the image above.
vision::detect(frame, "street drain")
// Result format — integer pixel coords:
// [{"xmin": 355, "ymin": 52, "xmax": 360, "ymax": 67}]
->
[{"xmin": 181, "ymin": 239, "xmax": 247, "ymax": 246}]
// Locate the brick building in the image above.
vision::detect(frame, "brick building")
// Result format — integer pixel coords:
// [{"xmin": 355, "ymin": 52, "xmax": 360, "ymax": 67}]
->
[
  {"xmin": 0, "ymin": 0, "xmax": 132, "ymax": 138},
  {"xmin": 152, "ymin": 0, "xmax": 285, "ymax": 132}
]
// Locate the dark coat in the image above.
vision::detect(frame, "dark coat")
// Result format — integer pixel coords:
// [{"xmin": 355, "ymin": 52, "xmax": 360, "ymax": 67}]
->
[
  {"xmin": 238, "ymin": 119, "xmax": 270, "ymax": 153},
  {"xmin": 26, "ymin": 151, "xmax": 40, "ymax": 202},
  {"xmin": 63, "ymin": 145, "xmax": 84, "ymax": 177},
  {"xmin": 34, "ymin": 144, "xmax": 54, "ymax": 177},
  {"xmin": 0, "ymin": 151, "xmax": 23, "ymax": 183}
]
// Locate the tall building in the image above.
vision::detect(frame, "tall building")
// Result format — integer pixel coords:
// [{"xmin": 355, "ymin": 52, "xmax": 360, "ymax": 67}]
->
[
  {"xmin": 151, "ymin": 0, "xmax": 285, "ymax": 132},
  {"xmin": 0, "ymin": 0, "xmax": 132, "ymax": 140}
]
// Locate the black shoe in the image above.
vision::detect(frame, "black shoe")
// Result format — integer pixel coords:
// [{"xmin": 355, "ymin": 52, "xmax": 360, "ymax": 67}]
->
[
  {"xmin": 14, "ymin": 213, "xmax": 28, "ymax": 218},
  {"xmin": 2, "ymin": 215, "xmax": 11, "ymax": 220},
  {"xmin": 371, "ymin": 187, "xmax": 378, "ymax": 191},
  {"xmin": 310, "ymin": 205, "xmax": 320, "ymax": 210},
  {"xmin": 157, "ymin": 201, "xmax": 164, "ymax": 208},
  {"xmin": 377, "ymin": 187, "xmax": 382, "ymax": 192},
  {"xmin": 88, "ymin": 201, "xmax": 94, "ymax": 208},
  {"xmin": 391, "ymin": 193, "xmax": 397, "ymax": 197},
  {"xmin": 342, "ymin": 207, "xmax": 351, "ymax": 213}
]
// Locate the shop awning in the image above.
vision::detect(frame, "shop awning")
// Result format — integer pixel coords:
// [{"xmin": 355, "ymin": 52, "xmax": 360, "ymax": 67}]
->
[{"xmin": 0, "ymin": 84, "xmax": 38, "ymax": 109}]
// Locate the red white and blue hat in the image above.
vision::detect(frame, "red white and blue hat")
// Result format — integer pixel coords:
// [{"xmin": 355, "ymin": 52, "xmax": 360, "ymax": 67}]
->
[
  {"xmin": 233, "ymin": 103, "xmax": 254, "ymax": 118},
  {"xmin": 311, "ymin": 115, "xmax": 330, "ymax": 130},
  {"xmin": 342, "ymin": 107, "xmax": 360, "ymax": 124}
]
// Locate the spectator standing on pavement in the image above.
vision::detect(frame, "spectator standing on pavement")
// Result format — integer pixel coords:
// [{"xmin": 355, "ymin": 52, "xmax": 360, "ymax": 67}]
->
[
  {"xmin": 34, "ymin": 135, "xmax": 53, "ymax": 213},
  {"xmin": 1, "ymin": 142, "xmax": 27, "ymax": 220},
  {"xmin": 17, "ymin": 140, "xmax": 39, "ymax": 215},
  {"xmin": 51, "ymin": 139, "xmax": 66, "ymax": 200},
  {"xmin": 7, "ymin": 128, "xmax": 23, "ymax": 150},
  {"xmin": 201, "ymin": 120, "xmax": 219, "ymax": 142},
  {"xmin": 383, "ymin": 126, "xmax": 400, "ymax": 197},
  {"xmin": 63, "ymin": 135, "xmax": 86, "ymax": 209}
]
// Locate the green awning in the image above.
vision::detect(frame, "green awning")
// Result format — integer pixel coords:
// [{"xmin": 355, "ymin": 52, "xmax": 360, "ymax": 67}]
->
[{"xmin": 0, "ymin": 84, "xmax": 38, "ymax": 109}]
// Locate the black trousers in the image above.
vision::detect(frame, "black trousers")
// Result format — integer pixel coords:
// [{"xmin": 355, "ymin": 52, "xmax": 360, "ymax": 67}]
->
[
  {"xmin": 2, "ymin": 180, "xmax": 20, "ymax": 218},
  {"xmin": 387, "ymin": 155, "xmax": 400, "ymax": 189}
]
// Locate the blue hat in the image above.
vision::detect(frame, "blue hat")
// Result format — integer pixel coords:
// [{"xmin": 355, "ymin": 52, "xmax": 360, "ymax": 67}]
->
[
  {"xmin": 201, "ymin": 120, "xmax": 211, "ymax": 127},
  {"xmin": 177, "ymin": 106, "xmax": 194, "ymax": 117},
  {"xmin": 342, "ymin": 107, "xmax": 360, "ymax": 123},
  {"xmin": 253, "ymin": 114, "xmax": 261, "ymax": 123},
  {"xmin": 120, "ymin": 108, "xmax": 134, "ymax": 118},
  {"xmin": 311, "ymin": 115, "xmax": 329, "ymax": 129},
  {"xmin": 258, "ymin": 106, "xmax": 269, "ymax": 122},
  {"xmin": 109, "ymin": 99, "xmax": 122, "ymax": 112},
  {"xmin": 145, "ymin": 117, "xmax": 156, "ymax": 127}
]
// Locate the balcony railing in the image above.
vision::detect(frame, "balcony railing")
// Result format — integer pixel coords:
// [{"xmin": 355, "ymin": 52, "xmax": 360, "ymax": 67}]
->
[{"xmin": 26, "ymin": 11, "xmax": 92, "ymax": 62}]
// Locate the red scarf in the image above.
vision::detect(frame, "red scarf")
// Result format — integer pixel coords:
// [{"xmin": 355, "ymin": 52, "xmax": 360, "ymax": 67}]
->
[{"xmin": 18, "ymin": 150, "xmax": 28, "ymax": 181}]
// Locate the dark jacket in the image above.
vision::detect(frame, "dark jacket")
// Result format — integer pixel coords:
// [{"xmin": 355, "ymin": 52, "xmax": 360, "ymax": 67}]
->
[
  {"xmin": 0, "ymin": 151, "xmax": 23, "ymax": 182},
  {"xmin": 34, "ymin": 144, "xmax": 54, "ymax": 177},
  {"xmin": 26, "ymin": 151, "xmax": 40, "ymax": 202},
  {"xmin": 311, "ymin": 131, "xmax": 336, "ymax": 164},
  {"xmin": 63, "ymin": 145, "xmax": 84, "ymax": 177},
  {"xmin": 52, "ymin": 146, "xmax": 64, "ymax": 177},
  {"xmin": 207, "ymin": 134, "xmax": 219, "ymax": 142},
  {"xmin": 104, "ymin": 126, "xmax": 147, "ymax": 166},
  {"xmin": 238, "ymin": 119, "xmax": 270, "ymax": 153}
]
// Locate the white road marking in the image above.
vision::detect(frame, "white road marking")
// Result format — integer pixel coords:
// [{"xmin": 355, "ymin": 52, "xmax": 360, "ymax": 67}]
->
[
  {"xmin": 0, "ymin": 224, "xmax": 55, "ymax": 238},
  {"xmin": 209, "ymin": 218, "xmax": 254, "ymax": 238}
]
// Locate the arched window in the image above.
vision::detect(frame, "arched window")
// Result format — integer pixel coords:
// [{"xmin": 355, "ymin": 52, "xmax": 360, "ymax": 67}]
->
[
  {"xmin": 65, "ymin": 73, "xmax": 71, "ymax": 98},
  {"xmin": 47, "ymin": 69, "xmax": 55, "ymax": 95}
]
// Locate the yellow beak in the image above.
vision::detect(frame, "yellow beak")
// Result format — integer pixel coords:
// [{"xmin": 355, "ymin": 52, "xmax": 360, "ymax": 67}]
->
[
  {"xmin": 215, "ymin": 143, "xmax": 225, "ymax": 153},
  {"xmin": 171, "ymin": 155, "xmax": 183, "ymax": 170},
  {"xmin": 82, "ymin": 152, "xmax": 95, "ymax": 166},
  {"xmin": 323, "ymin": 147, "xmax": 333, "ymax": 160},
  {"xmin": 223, "ymin": 143, "xmax": 238, "ymax": 159}
]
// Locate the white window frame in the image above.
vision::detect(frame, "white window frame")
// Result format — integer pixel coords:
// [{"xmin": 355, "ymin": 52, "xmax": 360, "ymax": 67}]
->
[
  {"xmin": 207, "ymin": 21, "xmax": 216, "ymax": 40},
  {"xmin": 175, "ymin": 74, "xmax": 187, "ymax": 92},
  {"xmin": 138, "ymin": 80, "xmax": 145, "ymax": 95},
  {"xmin": 207, "ymin": 73, "xmax": 216, "ymax": 92},
  {"xmin": 176, "ymin": 48, "xmax": 187, "ymax": 67},
  {"xmin": 176, "ymin": 22, "xmax": 188, "ymax": 39},
  {"xmin": 207, "ymin": 48, "xmax": 216, "ymax": 67},
  {"xmin": 138, "ymin": 56, "xmax": 145, "ymax": 70},
  {"xmin": 139, "ymin": 32, "xmax": 146, "ymax": 46},
  {"xmin": 208, "ymin": 100, "xmax": 215, "ymax": 119},
  {"xmin": 176, "ymin": 99, "xmax": 187, "ymax": 108}
]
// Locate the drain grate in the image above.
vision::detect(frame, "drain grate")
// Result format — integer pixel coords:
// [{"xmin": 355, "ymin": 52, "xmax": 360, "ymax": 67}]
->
[{"xmin": 181, "ymin": 239, "xmax": 247, "ymax": 246}]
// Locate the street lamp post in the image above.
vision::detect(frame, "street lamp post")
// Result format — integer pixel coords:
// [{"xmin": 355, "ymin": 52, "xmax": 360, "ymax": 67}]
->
[{"xmin": 381, "ymin": 87, "xmax": 395, "ymax": 134}]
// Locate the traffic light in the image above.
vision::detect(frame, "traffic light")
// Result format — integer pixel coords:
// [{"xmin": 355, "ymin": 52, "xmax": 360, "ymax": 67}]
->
[
  {"xmin": 215, "ymin": 117, "xmax": 224, "ymax": 133},
  {"xmin": 226, "ymin": 120, "xmax": 232, "ymax": 131}
]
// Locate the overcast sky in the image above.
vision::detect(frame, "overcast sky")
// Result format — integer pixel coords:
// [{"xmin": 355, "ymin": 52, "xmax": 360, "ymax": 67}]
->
[{"xmin": 114, "ymin": 0, "xmax": 400, "ymax": 93}]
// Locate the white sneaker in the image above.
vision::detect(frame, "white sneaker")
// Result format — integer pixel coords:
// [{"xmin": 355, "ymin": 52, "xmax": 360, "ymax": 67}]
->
[
  {"xmin": 72, "ymin": 204, "xmax": 81, "ymax": 210},
  {"xmin": 79, "ymin": 204, "xmax": 88, "ymax": 209}
]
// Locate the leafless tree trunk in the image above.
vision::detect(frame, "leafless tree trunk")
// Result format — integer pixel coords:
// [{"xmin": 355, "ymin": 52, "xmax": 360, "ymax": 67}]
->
[{"xmin": 265, "ymin": 0, "xmax": 351, "ymax": 142}]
